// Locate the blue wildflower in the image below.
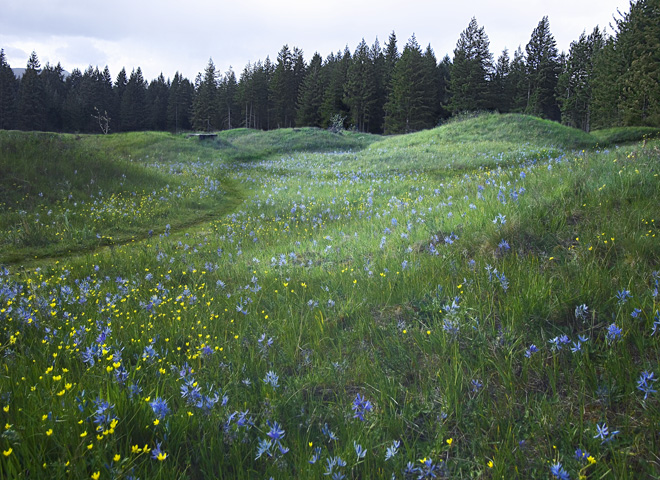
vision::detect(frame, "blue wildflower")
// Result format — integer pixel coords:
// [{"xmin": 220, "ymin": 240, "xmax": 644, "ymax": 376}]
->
[
  {"xmin": 385, "ymin": 440, "xmax": 400, "ymax": 461},
  {"xmin": 574, "ymin": 448, "xmax": 590, "ymax": 462},
  {"xmin": 321, "ymin": 423, "xmax": 339, "ymax": 441},
  {"xmin": 263, "ymin": 370, "xmax": 279, "ymax": 388},
  {"xmin": 266, "ymin": 421, "xmax": 285, "ymax": 443},
  {"xmin": 255, "ymin": 438, "xmax": 273, "ymax": 459},
  {"xmin": 471, "ymin": 379, "xmax": 483, "ymax": 392},
  {"xmin": 651, "ymin": 311, "xmax": 660, "ymax": 336},
  {"xmin": 149, "ymin": 397, "xmax": 170, "ymax": 420},
  {"xmin": 616, "ymin": 289, "xmax": 632, "ymax": 305},
  {"xmin": 570, "ymin": 341, "xmax": 582, "ymax": 353},
  {"xmin": 151, "ymin": 442, "xmax": 167, "ymax": 461},
  {"xmin": 309, "ymin": 446, "xmax": 322, "ymax": 464},
  {"xmin": 525, "ymin": 344, "xmax": 538, "ymax": 357},
  {"xmin": 497, "ymin": 239, "xmax": 510, "ymax": 252},
  {"xmin": 550, "ymin": 462, "xmax": 570, "ymax": 479},
  {"xmin": 594, "ymin": 422, "xmax": 619, "ymax": 444},
  {"xmin": 637, "ymin": 371, "xmax": 657, "ymax": 400},
  {"xmin": 354, "ymin": 441, "xmax": 367, "ymax": 459},
  {"xmin": 606, "ymin": 323, "xmax": 622, "ymax": 343},
  {"xmin": 352, "ymin": 393, "xmax": 373, "ymax": 422},
  {"xmin": 575, "ymin": 304, "xmax": 589, "ymax": 321}
]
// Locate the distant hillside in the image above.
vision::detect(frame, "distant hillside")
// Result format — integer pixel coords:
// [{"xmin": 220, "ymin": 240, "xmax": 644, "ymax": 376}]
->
[{"xmin": 12, "ymin": 67, "xmax": 70, "ymax": 79}]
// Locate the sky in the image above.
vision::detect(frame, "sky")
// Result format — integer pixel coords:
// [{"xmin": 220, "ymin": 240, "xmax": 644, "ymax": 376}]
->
[{"xmin": 1, "ymin": 0, "xmax": 632, "ymax": 82}]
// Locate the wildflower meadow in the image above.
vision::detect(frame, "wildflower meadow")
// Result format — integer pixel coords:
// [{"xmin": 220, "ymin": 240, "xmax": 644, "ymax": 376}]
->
[{"xmin": 0, "ymin": 113, "xmax": 659, "ymax": 478}]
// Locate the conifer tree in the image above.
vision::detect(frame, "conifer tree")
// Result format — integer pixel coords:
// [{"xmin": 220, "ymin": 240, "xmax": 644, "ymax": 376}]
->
[
  {"xmin": 384, "ymin": 34, "xmax": 435, "ymax": 133},
  {"xmin": 40, "ymin": 62, "xmax": 67, "ymax": 131},
  {"xmin": 296, "ymin": 53, "xmax": 325, "ymax": 127},
  {"xmin": 120, "ymin": 67, "xmax": 148, "ymax": 131},
  {"xmin": 449, "ymin": 18, "xmax": 493, "ymax": 114},
  {"xmin": 383, "ymin": 32, "xmax": 399, "ymax": 97},
  {"xmin": 369, "ymin": 37, "xmax": 387, "ymax": 133},
  {"xmin": 557, "ymin": 27, "xmax": 604, "ymax": 131},
  {"xmin": 422, "ymin": 44, "xmax": 440, "ymax": 123},
  {"xmin": 147, "ymin": 73, "xmax": 169, "ymax": 131},
  {"xmin": 192, "ymin": 59, "xmax": 219, "ymax": 131},
  {"xmin": 345, "ymin": 39, "xmax": 377, "ymax": 131},
  {"xmin": 114, "ymin": 68, "xmax": 128, "ymax": 131},
  {"xmin": 492, "ymin": 49, "xmax": 512, "ymax": 112},
  {"xmin": 167, "ymin": 72, "xmax": 193, "ymax": 132},
  {"xmin": 508, "ymin": 46, "xmax": 528, "ymax": 112},
  {"xmin": 219, "ymin": 67, "xmax": 239, "ymax": 129},
  {"xmin": 17, "ymin": 51, "xmax": 46, "ymax": 130},
  {"xmin": 0, "ymin": 49, "xmax": 18, "ymax": 130},
  {"xmin": 319, "ymin": 48, "xmax": 351, "ymax": 128},
  {"xmin": 270, "ymin": 45, "xmax": 297, "ymax": 128},
  {"xmin": 62, "ymin": 68, "xmax": 84, "ymax": 131},
  {"xmin": 617, "ymin": 0, "xmax": 660, "ymax": 126},
  {"xmin": 237, "ymin": 60, "xmax": 271, "ymax": 129},
  {"xmin": 525, "ymin": 16, "xmax": 561, "ymax": 120}
]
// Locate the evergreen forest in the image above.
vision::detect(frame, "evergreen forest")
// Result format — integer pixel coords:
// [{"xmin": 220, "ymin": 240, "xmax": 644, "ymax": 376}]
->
[{"xmin": 0, "ymin": 1, "xmax": 658, "ymax": 135}]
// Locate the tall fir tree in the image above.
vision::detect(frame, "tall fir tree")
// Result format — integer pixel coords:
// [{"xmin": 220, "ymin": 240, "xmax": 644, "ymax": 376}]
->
[
  {"xmin": 524, "ymin": 16, "xmax": 561, "ymax": 120},
  {"xmin": 270, "ymin": 45, "xmax": 297, "ymax": 128},
  {"xmin": 40, "ymin": 62, "xmax": 67, "ymax": 131},
  {"xmin": 167, "ymin": 72, "xmax": 193, "ymax": 132},
  {"xmin": 0, "ymin": 49, "xmax": 18, "ymax": 130},
  {"xmin": 120, "ymin": 67, "xmax": 148, "ymax": 131},
  {"xmin": 449, "ymin": 18, "xmax": 493, "ymax": 114},
  {"xmin": 192, "ymin": 59, "xmax": 220, "ymax": 131},
  {"xmin": 422, "ymin": 44, "xmax": 440, "ymax": 123},
  {"xmin": 237, "ymin": 60, "xmax": 271, "ymax": 129},
  {"xmin": 17, "ymin": 51, "xmax": 46, "ymax": 131},
  {"xmin": 344, "ymin": 39, "xmax": 377, "ymax": 131},
  {"xmin": 508, "ymin": 46, "xmax": 528, "ymax": 112},
  {"xmin": 113, "ymin": 68, "xmax": 128, "ymax": 131},
  {"xmin": 369, "ymin": 37, "xmax": 387, "ymax": 133},
  {"xmin": 383, "ymin": 31, "xmax": 399, "ymax": 99},
  {"xmin": 319, "ymin": 48, "xmax": 351, "ymax": 128},
  {"xmin": 63, "ymin": 68, "xmax": 84, "ymax": 132},
  {"xmin": 296, "ymin": 53, "xmax": 325, "ymax": 127},
  {"xmin": 384, "ymin": 35, "xmax": 435, "ymax": 133},
  {"xmin": 492, "ymin": 49, "xmax": 512, "ymax": 112},
  {"xmin": 219, "ymin": 67, "xmax": 239, "ymax": 130},
  {"xmin": 146, "ymin": 73, "xmax": 169, "ymax": 131},
  {"xmin": 556, "ymin": 27, "xmax": 605, "ymax": 131},
  {"xmin": 618, "ymin": 0, "xmax": 660, "ymax": 126}
]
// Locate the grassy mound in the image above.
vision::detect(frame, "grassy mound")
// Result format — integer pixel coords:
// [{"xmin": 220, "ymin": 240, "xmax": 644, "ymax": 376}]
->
[
  {"xmin": 590, "ymin": 126, "xmax": 660, "ymax": 145},
  {"xmin": 0, "ymin": 131, "xmax": 241, "ymax": 264}
]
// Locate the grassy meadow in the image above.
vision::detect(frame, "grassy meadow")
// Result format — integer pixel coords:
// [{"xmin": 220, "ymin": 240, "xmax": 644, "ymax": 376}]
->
[{"xmin": 0, "ymin": 113, "xmax": 659, "ymax": 479}]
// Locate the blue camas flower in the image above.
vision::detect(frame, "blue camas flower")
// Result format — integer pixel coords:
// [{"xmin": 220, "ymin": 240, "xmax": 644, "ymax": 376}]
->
[{"xmin": 352, "ymin": 393, "xmax": 373, "ymax": 421}]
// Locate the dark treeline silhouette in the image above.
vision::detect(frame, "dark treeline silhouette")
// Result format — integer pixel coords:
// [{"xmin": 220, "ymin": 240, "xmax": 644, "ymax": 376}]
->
[{"xmin": 0, "ymin": 0, "xmax": 657, "ymax": 135}]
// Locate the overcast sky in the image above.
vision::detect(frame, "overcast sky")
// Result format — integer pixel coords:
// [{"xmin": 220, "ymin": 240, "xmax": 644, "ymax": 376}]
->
[{"xmin": 1, "ymin": 0, "xmax": 631, "ymax": 82}]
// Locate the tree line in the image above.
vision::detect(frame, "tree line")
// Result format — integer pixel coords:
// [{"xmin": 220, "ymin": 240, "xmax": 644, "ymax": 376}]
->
[{"xmin": 0, "ymin": 0, "xmax": 657, "ymax": 135}]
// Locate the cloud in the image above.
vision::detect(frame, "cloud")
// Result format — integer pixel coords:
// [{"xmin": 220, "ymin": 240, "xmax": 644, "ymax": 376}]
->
[{"xmin": 1, "ymin": 0, "xmax": 630, "ymax": 82}]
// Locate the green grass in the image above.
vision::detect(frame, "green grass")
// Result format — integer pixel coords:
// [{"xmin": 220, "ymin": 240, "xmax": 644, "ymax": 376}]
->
[
  {"xmin": 590, "ymin": 126, "xmax": 660, "ymax": 146},
  {"xmin": 1, "ymin": 115, "xmax": 659, "ymax": 479}
]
